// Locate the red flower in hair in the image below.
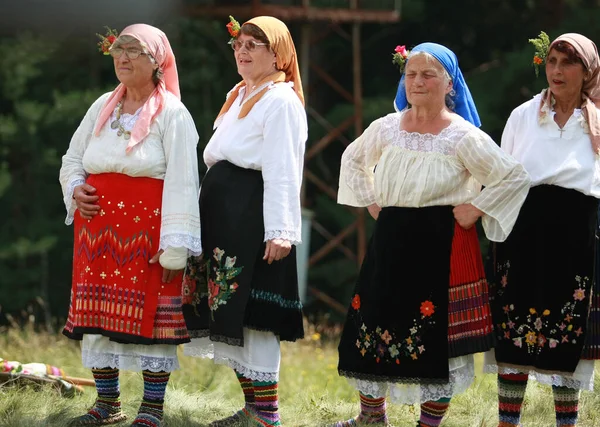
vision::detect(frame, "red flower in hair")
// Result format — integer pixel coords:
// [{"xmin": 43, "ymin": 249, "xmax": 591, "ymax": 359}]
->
[
  {"xmin": 96, "ymin": 26, "xmax": 119, "ymax": 55},
  {"xmin": 227, "ymin": 16, "xmax": 241, "ymax": 38},
  {"xmin": 351, "ymin": 294, "xmax": 361, "ymax": 310}
]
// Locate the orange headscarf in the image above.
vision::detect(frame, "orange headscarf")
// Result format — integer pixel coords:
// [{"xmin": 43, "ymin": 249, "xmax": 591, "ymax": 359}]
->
[
  {"xmin": 214, "ymin": 16, "xmax": 304, "ymax": 126},
  {"xmin": 540, "ymin": 33, "xmax": 600, "ymax": 154},
  {"xmin": 93, "ymin": 24, "xmax": 180, "ymax": 153}
]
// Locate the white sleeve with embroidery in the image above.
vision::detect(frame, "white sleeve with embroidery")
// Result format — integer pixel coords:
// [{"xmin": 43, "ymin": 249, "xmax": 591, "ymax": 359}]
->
[
  {"xmin": 338, "ymin": 119, "xmax": 384, "ymax": 207},
  {"xmin": 261, "ymin": 94, "xmax": 308, "ymax": 245},
  {"xmin": 159, "ymin": 105, "xmax": 202, "ymax": 256},
  {"xmin": 58, "ymin": 93, "xmax": 110, "ymax": 225},
  {"xmin": 457, "ymin": 129, "xmax": 531, "ymax": 242}
]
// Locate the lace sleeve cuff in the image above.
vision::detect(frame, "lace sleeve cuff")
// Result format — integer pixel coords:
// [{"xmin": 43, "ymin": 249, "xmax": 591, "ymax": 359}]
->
[
  {"xmin": 64, "ymin": 177, "xmax": 86, "ymax": 225},
  {"xmin": 159, "ymin": 233, "xmax": 202, "ymax": 256},
  {"xmin": 264, "ymin": 230, "xmax": 302, "ymax": 246}
]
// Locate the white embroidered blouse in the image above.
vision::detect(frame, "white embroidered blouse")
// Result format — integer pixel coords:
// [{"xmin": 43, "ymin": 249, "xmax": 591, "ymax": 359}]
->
[
  {"xmin": 338, "ymin": 111, "xmax": 531, "ymax": 242},
  {"xmin": 203, "ymin": 81, "xmax": 308, "ymax": 244},
  {"xmin": 501, "ymin": 93, "xmax": 600, "ymax": 198},
  {"xmin": 59, "ymin": 91, "xmax": 202, "ymax": 255}
]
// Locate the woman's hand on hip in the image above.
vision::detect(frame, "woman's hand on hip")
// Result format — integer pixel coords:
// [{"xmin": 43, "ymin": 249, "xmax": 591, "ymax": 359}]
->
[
  {"xmin": 367, "ymin": 203, "xmax": 381, "ymax": 220},
  {"xmin": 263, "ymin": 239, "xmax": 292, "ymax": 265},
  {"xmin": 149, "ymin": 249, "xmax": 185, "ymax": 283},
  {"xmin": 453, "ymin": 203, "xmax": 484, "ymax": 230},
  {"xmin": 73, "ymin": 183, "xmax": 100, "ymax": 219}
]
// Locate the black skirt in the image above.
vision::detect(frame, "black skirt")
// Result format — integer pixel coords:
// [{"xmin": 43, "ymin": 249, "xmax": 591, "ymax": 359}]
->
[
  {"xmin": 490, "ymin": 185, "xmax": 599, "ymax": 373},
  {"xmin": 338, "ymin": 206, "xmax": 456, "ymax": 384},
  {"xmin": 182, "ymin": 161, "xmax": 304, "ymax": 346}
]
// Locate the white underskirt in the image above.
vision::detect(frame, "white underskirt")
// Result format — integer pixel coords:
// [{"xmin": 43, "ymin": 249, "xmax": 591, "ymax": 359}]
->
[
  {"xmin": 183, "ymin": 328, "xmax": 280, "ymax": 382},
  {"xmin": 346, "ymin": 355, "xmax": 475, "ymax": 404},
  {"xmin": 483, "ymin": 349, "xmax": 596, "ymax": 391},
  {"xmin": 81, "ymin": 334, "xmax": 179, "ymax": 372}
]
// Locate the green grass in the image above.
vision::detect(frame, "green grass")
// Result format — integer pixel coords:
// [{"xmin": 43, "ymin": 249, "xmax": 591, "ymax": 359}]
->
[{"xmin": 1, "ymin": 325, "xmax": 599, "ymax": 427}]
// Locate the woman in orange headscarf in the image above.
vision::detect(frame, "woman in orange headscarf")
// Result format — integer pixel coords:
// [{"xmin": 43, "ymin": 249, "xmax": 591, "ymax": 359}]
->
[
  {"xmin": 487, "ymin": 33, "xmax": 600, "ymax": 427},
  {"xmin": 59, "ymin": 24, "xmax": 200, "ymax": 427},
  {"xmin": 182, "ymin": 16, "xmax": 307, "ymax": 427}
]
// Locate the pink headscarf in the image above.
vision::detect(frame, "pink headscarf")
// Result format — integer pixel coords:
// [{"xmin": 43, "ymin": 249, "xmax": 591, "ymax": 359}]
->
[
  {"xmin": 541, "ymin": 33, "xmax": 600, "ymax": 154},
  {"xmin": 93, "ymin": 23, "xmax": 180, "ymax": 153}
]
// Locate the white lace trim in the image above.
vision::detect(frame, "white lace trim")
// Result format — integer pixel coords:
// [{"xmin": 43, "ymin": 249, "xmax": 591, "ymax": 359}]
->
[
  {"xmin": 264, "ymin": 229, "xmax": 301, "ymax": 245},
  {"xmin": 65, "ymin": 177, "xmax": 86, "ymax": 225},
  {"xmin": 482, "ymin": 349, "xmax": 595, "ymax": 391},
  {"xmin": 81, "ymin": 350, "xmax": 179, "ymax": 373},
  {"xmin": 483, "ymin": 362, "xmax": 595, "ymax": 391},
  {"xmin": 380, "ymin": 113, "xmax": 471, "ymax": 156},
  {"xmin": 347, "ymin": 356, "xmax": 475, "ymax": 404},
  {"xmin": 160, "ymin": 232, "xmax": 202, "ymax": 256},
  {"xmin": 183, "ymin": 344, "xmax": 278, "ymax": 382}
]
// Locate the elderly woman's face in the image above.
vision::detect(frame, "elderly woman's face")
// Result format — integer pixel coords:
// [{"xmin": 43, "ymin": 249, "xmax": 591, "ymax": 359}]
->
[
  {"xmin": 404, "ymin": 55, "xmax": 452, "ymax": 108},
  {"xmin": 112, "ymin": 42, "xmax": 157, "ymax": 88},
  {"xmin": 546, "ymin": 48, "xmax": 586, "ymax": 101},
  {"xmin": 234, "ymin": 33, "xmax": 276, "ymax": 82}
]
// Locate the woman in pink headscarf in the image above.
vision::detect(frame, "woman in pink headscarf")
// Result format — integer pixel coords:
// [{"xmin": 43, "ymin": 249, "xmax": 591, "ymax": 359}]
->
[
  {"xmin": 487, "ymin": 33, "xmax": 600, "ymax": 427},
  {"xmin": 59, "ymin": 24, "xmax": 200, "ymax": 427}
]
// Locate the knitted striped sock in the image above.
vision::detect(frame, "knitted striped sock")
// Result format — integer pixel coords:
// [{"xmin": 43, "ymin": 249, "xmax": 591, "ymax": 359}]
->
[
  {"xmin": 498, "ymin": 373, "xmax": 528, "ymax": 427},
  {"xmin": 331, "ymin": 393, "xmax": 388, "ymax": 426},
  {"xmin": 552, "ymin": 385, "xmax": 579, "ymax": 427},
  {"xmin": 74, "ymin": 367, "xmax": 123, "ymax": 423},
  {"xmin": 250, "ymin": 380, "xmax": 281, "ymax": 426},
  {"xmin": 208, "ymin": 372, "xmax": 255, "ymax": 426},
  {"xmin": 419, "ymin": 397, "xmax": 451, "ymax": 426},
  {"xmin": 237, "ymin": 371, "xmax": 256, "ymax": 409},
  {"xmin": 131, "ymin": 370, "xmax": 170, "ymax": 427}
]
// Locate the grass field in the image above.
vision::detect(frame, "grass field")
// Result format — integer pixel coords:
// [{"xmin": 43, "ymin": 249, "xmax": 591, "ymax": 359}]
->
[{"xmin": 0, "ymin": 324, "xmax": 599, "ymax": 427}]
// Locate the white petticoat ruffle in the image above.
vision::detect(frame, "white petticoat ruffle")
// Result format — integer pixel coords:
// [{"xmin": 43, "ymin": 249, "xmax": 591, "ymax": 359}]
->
[
  {"xmin": 347, "ymin": 355, "xmax": 475, "ymax": 404},
  {"xmin": 184, "ymin": 328, "xmax": 280, "ymax": 382},
  {"xmin": 81, "ymin": 334, "xmax": 179, "ymax": 373},
  {"xmin": 483, "ymin": 349, "xmax": 595, "ymax": 391}
]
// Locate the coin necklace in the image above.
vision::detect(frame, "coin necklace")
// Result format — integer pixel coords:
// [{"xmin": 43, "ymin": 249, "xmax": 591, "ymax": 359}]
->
[{"xmin": 110, "ymin": 101, "xmax": 132, "ymax": 140}]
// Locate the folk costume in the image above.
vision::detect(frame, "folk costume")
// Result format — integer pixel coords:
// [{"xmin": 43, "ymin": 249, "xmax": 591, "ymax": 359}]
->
[
  {"xmin": 59, "ymin": 24, "xmax": 200, "ymax": 427},
  {"xmin": 485, "ymin": 33, "xmax": 600, "ymax": 427},
  {"xmin": 182, "ymin": 17, "xmax": 307, "ymax": 427},
  {"xmin": 333, "ymin": 43, "xmax": 530, "ymax": 427}
]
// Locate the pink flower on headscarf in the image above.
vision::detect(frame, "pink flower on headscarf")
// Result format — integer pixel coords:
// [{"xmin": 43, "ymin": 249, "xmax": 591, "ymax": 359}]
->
[{"xmin": 93, "ymin": 24, "xmax": 180, "ymax": 153}]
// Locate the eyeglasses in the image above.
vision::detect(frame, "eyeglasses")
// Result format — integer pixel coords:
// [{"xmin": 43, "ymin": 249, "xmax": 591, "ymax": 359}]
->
[
  {"xmin": 109, "ymin": 47, "xmax": 147, "ymax": 60},
  {"xmin": 229, "ymin": 39, "xmax": 269, "ymax": 52}
]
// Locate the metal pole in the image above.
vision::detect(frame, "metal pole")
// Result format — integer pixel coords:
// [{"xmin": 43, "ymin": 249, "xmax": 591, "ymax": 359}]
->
[
  {"xmin": 299, "ymin": 6, "xmax": 311, "ymax": 206},
  {"xmin": 350, "ymin": 0, "xmax": 366, "ymax": 265}
]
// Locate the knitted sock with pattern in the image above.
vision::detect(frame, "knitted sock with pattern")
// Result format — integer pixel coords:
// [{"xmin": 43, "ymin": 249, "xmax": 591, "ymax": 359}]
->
[
  {"xmin": 208, "ymin": 371, "xmax": 255, "ymax": 426},
  {"xmin": 249, "ymin": 380, "xmax": 281, "ymax": 426},
  {"xmin": 498, "ymin": 373, "xmax": 528, "ymax": 427},
  {"xmin": 72, "ymin": 367, "xmax": 124, "ymax": 424},
  {"xmin": 238, "ymin": 371, "xmax": 256, "ymax": 409},
  {"xmin": 419, "ymin": 397, "xmax": 451, "ymax": 426},
  {"xmin": 131, "ymin": 370, "xmax": 170, "ymax": 427},
  {"xmin": 552, "ymin": 385, "xmax": 580, "ymax": 427},
  {"xmin": 330, "ymin": 393, "xmax": 388, "ymax": 426}
]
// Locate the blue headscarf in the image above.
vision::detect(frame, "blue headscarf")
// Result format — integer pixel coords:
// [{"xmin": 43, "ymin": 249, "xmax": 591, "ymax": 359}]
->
[{"xmin": 393, "ymin": 42, "xmax": 481, "ymax": 127}]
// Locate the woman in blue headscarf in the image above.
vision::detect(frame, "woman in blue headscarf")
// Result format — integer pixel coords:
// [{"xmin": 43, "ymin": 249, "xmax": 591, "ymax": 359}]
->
[{"xmin": 330, "ymin": 43, "xmax": 531, "ymax": 427}]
